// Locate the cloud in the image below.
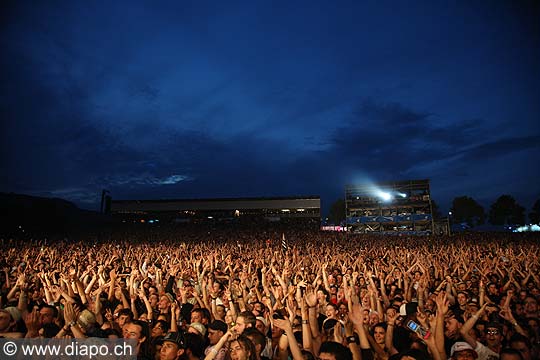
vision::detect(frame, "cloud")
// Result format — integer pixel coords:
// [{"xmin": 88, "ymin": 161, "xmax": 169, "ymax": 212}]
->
[
  {"xmin": 1, "ymin": 2, "xmax": 538, "ymax": 213},
  {"xmin": 456, "ymin": 135, "xmax": 540, "ymax": 161},
  {"xmin": 95, "ymin": 174, "xmax": 193, "ymax": 187}
]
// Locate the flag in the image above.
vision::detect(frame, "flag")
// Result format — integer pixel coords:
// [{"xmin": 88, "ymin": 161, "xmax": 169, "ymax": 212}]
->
[{"xmin": 281, "ymin": 233, "xmax": 288, "ymax": 252}]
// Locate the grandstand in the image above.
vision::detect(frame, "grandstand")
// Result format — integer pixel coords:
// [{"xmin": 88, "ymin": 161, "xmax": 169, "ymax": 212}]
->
[
  {"xmin": 110, "ymin": 196, "xmax": 321, "ymax": 224},
  {"xmin": 345, "ymin": 180, "xmax": 434, "ymax": 234}
]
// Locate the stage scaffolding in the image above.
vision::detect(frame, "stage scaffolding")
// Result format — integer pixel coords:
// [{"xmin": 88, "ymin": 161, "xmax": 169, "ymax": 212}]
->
[{"xmin": 345, "ymin": 179, "xmax": 434, "ymax": 234}]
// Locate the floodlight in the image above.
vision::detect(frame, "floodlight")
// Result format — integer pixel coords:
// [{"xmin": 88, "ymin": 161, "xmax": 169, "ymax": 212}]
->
[
  {"xmin": 397, "ymin": 193, "xmax": 407, "ymax": 198},
  {"xmin": 379, "ymin": 192, "xmax": 392, "ymax": 201}
]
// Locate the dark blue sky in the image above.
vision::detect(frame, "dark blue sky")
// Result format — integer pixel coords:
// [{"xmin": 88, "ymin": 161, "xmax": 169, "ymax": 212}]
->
[{"xmin": 1, "ymin": 1, "xmax": 539, "ymax": 214}]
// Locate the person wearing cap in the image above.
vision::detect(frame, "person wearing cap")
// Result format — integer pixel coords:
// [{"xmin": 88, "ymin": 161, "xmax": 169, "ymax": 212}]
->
[
  {"xmin": 205, "ymin": 320, "xmax": 228, "ymax": 360},
  {"xmin": 466, "ymin": 299, "xmax": 480, "ymax": 316},
  {"xmin": 460, "ymin": 303, "xmax": 503, "ymax": 360},
  {"xmin": 450, "ymin": 342, "xmax": 478, "ymax": 359},
  {"xmin": 254, "ymin": 316, "xmax": 267, "ymax": 335},
  {"xmin": 188, "ymin": 321, "xmax": 207, "ymax": 337},
  {"xmin": 160, "ymin": 331, "xmax": 185, "ymax": 360},
  {"xmin": 0, "ymin": 308, "xmax": 23, "ymax": 338}
]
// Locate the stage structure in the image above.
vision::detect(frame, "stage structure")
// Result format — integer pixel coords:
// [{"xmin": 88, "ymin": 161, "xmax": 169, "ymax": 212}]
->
[{"xmin": 345, "ymin": 179, "xmax": 433, "ymax": 234}]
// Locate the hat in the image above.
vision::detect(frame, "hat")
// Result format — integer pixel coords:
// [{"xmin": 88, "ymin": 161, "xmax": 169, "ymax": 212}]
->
[
  {"xmin": 399, "ymin": 302, "xmax": 418, "ymax": 316},
  {"xmin": 162, "ymin": 332, "xmax": 185, "ymax": 348},
  {"xmin": 255, "ymin": 316, "xmax": 267, "ymax": 328},
  {"xmin": 467, "ymin": 298, "xmax": 479, "ymax": 307},
  {"xmin": 189, "ymin": 322, "xmax": 207, "ymax": 336},
  {"xmin": 77, "ymin": 309, "xmax": 97, "ymax": 329},
  {"xmin": 450, "ymin": 342, "xmax": 478, "ymax": 358},
  {"xmin": 4, "ymin": 307, "xmax": 21, "ymax": 322},
  {"xmin": 208, "ymin": 320, "xmax": 228, "ymax": 333}
]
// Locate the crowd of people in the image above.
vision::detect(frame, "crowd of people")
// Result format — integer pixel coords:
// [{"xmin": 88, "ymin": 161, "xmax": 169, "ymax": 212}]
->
[{"xmin": 1, "ymin": 224, "xmax": 539, "ymax": 360}]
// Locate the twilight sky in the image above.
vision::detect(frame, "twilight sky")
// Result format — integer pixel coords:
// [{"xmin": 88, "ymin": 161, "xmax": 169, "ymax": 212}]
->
[{"xmin": 1, "ymin": 1, "xmax": 539, "ymax": 214}]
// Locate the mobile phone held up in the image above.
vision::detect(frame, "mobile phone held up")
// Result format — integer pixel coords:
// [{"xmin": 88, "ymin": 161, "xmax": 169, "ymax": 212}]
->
[{"xmin": 406, "ymin": 320, "xmax": 430, "ymax": 339}]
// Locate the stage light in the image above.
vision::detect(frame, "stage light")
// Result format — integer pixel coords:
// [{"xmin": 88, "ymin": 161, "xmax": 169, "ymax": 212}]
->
[
  {"xmin": 377, "ymin": 191, "xmax": 392, "ymax": 201},
  {"xmin": 398, "ymin": 193, "xmax": 407, "ymax": 198},
  {"xmin": 515, "ymin": 224, "xmax": 540, "ymax": 232}
]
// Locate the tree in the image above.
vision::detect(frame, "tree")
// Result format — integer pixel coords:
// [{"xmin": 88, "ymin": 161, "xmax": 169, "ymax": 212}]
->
[
  {"xmin": 328, "ymin": 198, "xmax": 346, "ymax": 225},
  {"xmin": 529, "ymin": 199, "xmax": 540, "ymax": 225},
  {"xmin": 488, "ymin": 195, "xmax": 525, "ymax": 225},
  {"xmin": 450, "ymin": 196, "xmax": 485, "ymax": 227}
]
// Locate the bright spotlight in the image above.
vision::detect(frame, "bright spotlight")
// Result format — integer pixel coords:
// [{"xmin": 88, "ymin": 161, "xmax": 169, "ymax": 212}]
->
[
  {"xmin": 379, "ymin": 191, "xmax": 392, "ymax": 201},
  {"xmin": 397, "ymin": 192, "xmax": 407, "ymax": 198}
]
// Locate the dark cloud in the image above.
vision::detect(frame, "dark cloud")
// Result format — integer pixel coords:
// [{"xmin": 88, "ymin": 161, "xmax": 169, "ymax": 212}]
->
[
  {"xmin": 1, "ymin": 1, "xmax": 538, "ymax": 213},
  {"xmin": 456, "ymin": 135, "xmax": 540, "ymax": 161}
]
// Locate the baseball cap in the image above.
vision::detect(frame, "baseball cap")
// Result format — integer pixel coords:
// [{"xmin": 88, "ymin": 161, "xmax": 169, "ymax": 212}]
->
[
  {"xmin": 399, "ymin": 302, "xmax": 418, "ymax": 316},
  {"xmin": 189, "ymin": 322, "xmax": 207, "ymax": 336},
  {"xmin": 3, "ymin": 307, "xmax": 21, "ymax": 322},
  {"xmin": 208, "ymin": 320, "xmax": 228, "ymax": 333},
  {"xmin": 450, "ymin": 342, "xmax": 478, "ymax": 358},
  {"xmin": 255, "ymin": 316, "xmax": 267, "ymax": 328},
  {"xmin": 162, "ymin": 332, "xmax": 185, "ymax": 348}
]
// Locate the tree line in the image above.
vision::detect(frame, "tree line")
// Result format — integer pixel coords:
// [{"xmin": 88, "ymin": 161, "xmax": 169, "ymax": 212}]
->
[{"xmin": 449, "ymin": 195, "xmax": 540, "ymax": 227}]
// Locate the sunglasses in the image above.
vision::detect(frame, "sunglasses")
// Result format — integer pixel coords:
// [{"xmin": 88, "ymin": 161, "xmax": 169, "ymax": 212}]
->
[{"xmin": 486, "ymin": 330, "xmax": 499, "ymax": 335}]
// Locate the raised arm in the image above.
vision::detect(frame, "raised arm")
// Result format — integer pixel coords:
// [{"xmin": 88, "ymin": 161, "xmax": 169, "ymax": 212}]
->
[{"xmin": 273, "ymin": 318, "xmax": 304, "ymax": 360}]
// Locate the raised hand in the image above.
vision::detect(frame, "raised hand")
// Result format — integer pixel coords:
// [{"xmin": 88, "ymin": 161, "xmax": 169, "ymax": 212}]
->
[
  {"xmin": 304, "ymin": 287, "xmax": 318, "ymax": 308},
  {"xmin": 435, "ymin": 291, "xmax": 449, "ymax": 315},
  {"xmin": 24, "ymin": 309, "xmax": 41, "ymax": 335},
  {"xmin": 273, "ymin": 318, "xmax": 293, "ymax": 334},
  {"xmin": 63, "ymin": 302, "xmax": 78, "ymax": 324},
  {"xmin": 349, "ymin": 303, "xmax": 365, "ymax": 326}
]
